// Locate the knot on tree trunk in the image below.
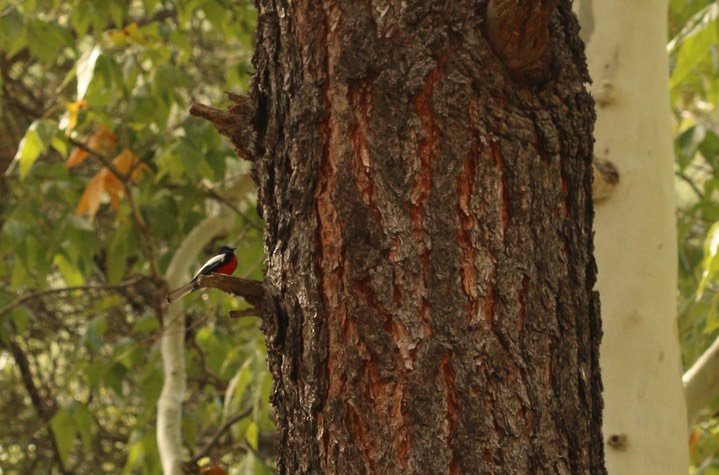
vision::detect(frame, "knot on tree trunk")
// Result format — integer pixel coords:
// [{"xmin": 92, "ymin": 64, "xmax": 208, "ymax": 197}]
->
[{"xmin": 486, "ymin": 0, "xmax": 559, "ymax": 83}]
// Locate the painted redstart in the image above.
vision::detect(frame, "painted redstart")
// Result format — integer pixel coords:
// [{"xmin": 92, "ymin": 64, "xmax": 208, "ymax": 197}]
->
[{"xmin": 166, "ymin": 245, "xmax": 238, "ymax": 304}]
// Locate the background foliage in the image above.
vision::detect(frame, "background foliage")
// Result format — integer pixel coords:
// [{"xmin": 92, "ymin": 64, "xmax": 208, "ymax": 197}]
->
[
  {"xmin": 0, "ymin": 0, "xmax": 272, "ymax": 473},
  {"xmin": 1, "ymin": 0, "xmax": 719, "ymax": 473},
  {"xmin": 671, "ymin": 0, "xmax": 719, "ymax": 472}
]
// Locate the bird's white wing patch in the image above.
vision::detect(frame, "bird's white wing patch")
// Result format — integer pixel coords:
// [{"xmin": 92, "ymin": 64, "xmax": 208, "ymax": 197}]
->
[{"xmin": 193, "ymin": 254, "xmax": 225, "ymax": 279}]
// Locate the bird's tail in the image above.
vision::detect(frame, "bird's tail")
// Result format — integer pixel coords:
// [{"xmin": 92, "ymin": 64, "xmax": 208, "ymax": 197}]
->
[{"xmin": 166, "ymin": 282, "xmax": 198, "ymax": 304}]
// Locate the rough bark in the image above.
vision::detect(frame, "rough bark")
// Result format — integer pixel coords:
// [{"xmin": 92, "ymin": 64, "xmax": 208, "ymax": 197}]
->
[{"xmin": 245, "ymin": 0, "xmax": 603, "ymax": 473}]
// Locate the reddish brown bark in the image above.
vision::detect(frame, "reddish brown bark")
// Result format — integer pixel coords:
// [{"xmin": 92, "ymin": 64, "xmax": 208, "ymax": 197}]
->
[{"xmin": 243, "ymin": 0, "xmax": 603, "ymax": 473}]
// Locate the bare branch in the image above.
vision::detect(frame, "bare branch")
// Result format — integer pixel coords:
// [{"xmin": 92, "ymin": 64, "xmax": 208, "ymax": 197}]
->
[
  {"xmin": 196, "ymin": 274, "xmax": 265, "ymax": 308},
  {"xmin": 229, "ymin": 308, "xmax": 260, "ymax": 319},
  {"xmin": 190, "ymin": 93, "xmax": 256, "ymax": 161}
]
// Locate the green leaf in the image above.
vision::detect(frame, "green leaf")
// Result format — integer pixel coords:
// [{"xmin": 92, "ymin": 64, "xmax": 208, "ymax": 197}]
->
[
  {"xmin": 676, "ymin": 125, "xmax": 705, "ymax": 169},
  {"xmin": 697, "ymin": 221, "xmax": 719, "ymax": 299},
  {"xmin": 132, "ymin": 313, "xmax": 160, "ymax": 333},
  {"xmin": 77, "ymin": 46, "xmax": 102, "ymax": 101},
  {"xmin": 223, "ymin": 358, "xmax": 253, "ymax": 421},
  {"xmin": 82, "ymin": 316, "xmax": 108, "ymax": 353},
  {"xmin": 182, "ymin": 413, "xmax": 199, "ymax": 450},
  {"xmin": 245, "ymin": 421, "xmax": 259, "ymax": 449},
  {"xmin": 0, "ymin": 8, "xmax": 24, "ymax": 56},
  {"xmin": 14, "ymin": 119, "xmax": 57, "ymax": 179},
  {"xmin": 25, "ymin": 18, "xmax": 72, "ymax": 65},
  {"xmin": 106, "ymin": 362, "xmax": 127, "ymax": 395},
  {"xmin": 72, "ymin": 403, "xmax": 94, "ymax": 452},
  {"xmin": 9, "ymin": 305, "xmax": 33, "ymax": 336},
  {"xmin": 202, "ymin": 0, "xmax": 228, "ymax": 32},
  {"xmin": 237, "ymin": 451, "xmax": 273, "ymax": 475},
  {"xmin": 669, "ymin": 3, "xmax": 719, "ymax": 89},
  {"xmin": 50, "ymin": 408, "xmax": 77, "ymax": 468},
  {"xmin": 107, "ymin": 226, "xmax": 130, "ymax": 283},
  {"xmin": 108, "ymin": 1, "xmax": 126, "ymax": 29},
  {"xmin": 700, "ymin": 129, "xmax": 719, "ymax": 166},
  {"xmin": 51, "ymin": 132, "xmax": 69, "ymax": 158},
  {"xmin": 54, "ymin": 253, "xmax": 85, "ymax": 286}
]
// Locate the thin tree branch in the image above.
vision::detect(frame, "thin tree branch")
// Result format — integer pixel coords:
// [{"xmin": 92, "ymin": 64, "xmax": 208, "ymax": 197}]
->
[
  {"xmin": 200, "ymin": 184, "xmax": 263, "ymax": 232},
  {"xmin": 676, "ymin": 169, "xmax": 704, "ymax": 201},
  {"xmin": 188, "ymin": 406, "xmax": 254, "ymax": 466},
  {"xmin": 132, "ymin": 8, "xmax": 177, "ymax": 27},
  {"xmin": 66, "ymin": 137, "xmax": 128, "ymax": 181},
  {"xmin": 7, "ymin": 338, "xmax": 70, "ymax": 474},
  {"xmin": 229, "ymin": 308, "xmax": 260, "ymax": 319},
  {"xmin": 0, "ymin": 276, "xmax": 144, "ymax": 317},
  {"xmin": 123, "ymin": 183, "xmax": 162, "ymax": 280}
]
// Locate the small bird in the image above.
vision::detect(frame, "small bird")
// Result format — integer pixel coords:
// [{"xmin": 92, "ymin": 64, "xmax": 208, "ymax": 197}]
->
[{"xmin": 166, "ymin": 246, "xmax": 237, "ymax": 304}]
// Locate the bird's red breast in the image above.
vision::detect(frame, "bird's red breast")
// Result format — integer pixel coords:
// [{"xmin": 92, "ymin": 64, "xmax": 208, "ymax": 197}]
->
[{"xmin": 215, "ymin": 254, "xmax": 238, "ymax": 276}]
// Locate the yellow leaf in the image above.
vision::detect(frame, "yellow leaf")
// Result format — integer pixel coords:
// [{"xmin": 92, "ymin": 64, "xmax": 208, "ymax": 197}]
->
[
  {"xmin": 107, "ymin": 30, "xmax": 128, "ymax": 46},
  {"xmin": 123, "ymin": 22, "xmax": 140, "ymax": 40},
  {"xmin": 106, "ymin": 22, "xmax": 142, "ymax": 47},
  {"xmin": 63, "ymin": 100, "xmax": 87, "ymax": 134}
]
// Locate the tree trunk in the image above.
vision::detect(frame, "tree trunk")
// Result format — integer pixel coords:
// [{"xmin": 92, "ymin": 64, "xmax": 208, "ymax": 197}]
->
[
  {"xmin": 576, "ymin": 0, "xmax": 690, "ymax": 471},
  {"xmin": 250, "ymin": 1, "xmax": 603, "ymax": 473}
]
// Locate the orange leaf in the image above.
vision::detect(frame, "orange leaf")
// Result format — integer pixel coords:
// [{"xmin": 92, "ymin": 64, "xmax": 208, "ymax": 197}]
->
[
  {"xmin": 113, "ymin": 148, "xmax": 136, "ymax": 175},
  {"xmin": 91, "ymin": 125, "xmax": 118, "ymax": 151},
  {"xmin": 130, "ymin": 163, "xmax": 150, "ymax": 182},
  {"xmin": 103, "ymin": 170, "xmax": 124, "ymax": 211},
  {"xmin": 113, "ymin": 148, "xmax": 150, "ymax": 182},
  {"xmin": 75, "ymin": 169, "xmax": 108, "ymax": 222},
  {"xmin": 689, "ymin": 431, "xmax": 700, "ymax": 453},
  {"xmin": 65, "ymin": 147, "xmax": 90, "ymax": 169},
  {"xmin": 66, "ymin": 124, "xmax": 118, "ymax": 170}
]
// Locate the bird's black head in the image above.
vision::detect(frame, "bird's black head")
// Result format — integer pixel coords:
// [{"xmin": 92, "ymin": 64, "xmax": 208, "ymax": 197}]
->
[{"xmin": 219, "ymin": 245, "xmax": 236, "ymax": 255}]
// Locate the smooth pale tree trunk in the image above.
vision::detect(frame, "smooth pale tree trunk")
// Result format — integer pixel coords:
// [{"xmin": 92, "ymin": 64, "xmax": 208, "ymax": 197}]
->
[
  {"xmin": 241, "ymin": 1, "xmax": 604, "ymax": 473},
  {"xmin": 575, "ymin": 0, "xmax": 690, "ymax": 472},
  {"xmin": 157, "ymin": 214, "xmax": 233, "ymax": 475}
]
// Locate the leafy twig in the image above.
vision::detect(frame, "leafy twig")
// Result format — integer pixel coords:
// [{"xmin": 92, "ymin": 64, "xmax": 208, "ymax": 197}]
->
[{"xmin": 67, "ymin": 137, "xmax": 161, "ymax": 280}]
